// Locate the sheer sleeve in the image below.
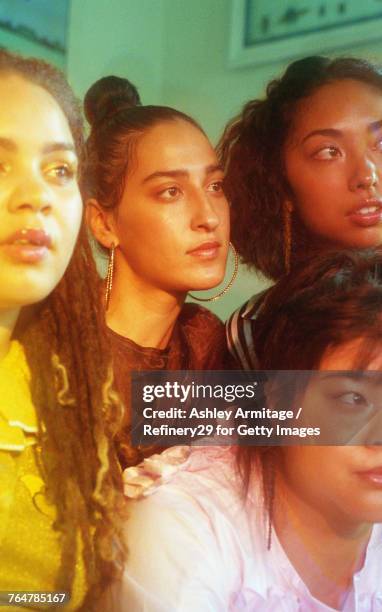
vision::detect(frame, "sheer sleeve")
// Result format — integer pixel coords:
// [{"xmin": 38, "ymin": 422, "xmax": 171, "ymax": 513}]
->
[{"xmin": 114, "ymin": 485, "xmax": 240, "ymax": 611}]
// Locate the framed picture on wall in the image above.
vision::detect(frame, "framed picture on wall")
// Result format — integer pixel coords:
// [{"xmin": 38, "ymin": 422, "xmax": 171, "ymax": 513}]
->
[
  {"xmin": 0, "ymin": 0, "xmax": 70, "ymax": 68},
  {"xmin": 229, "ymin": 0, "xmax": 382, "ymax": 68}
]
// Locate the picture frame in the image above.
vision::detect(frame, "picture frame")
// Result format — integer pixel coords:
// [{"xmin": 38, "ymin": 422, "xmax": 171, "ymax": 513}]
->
[
  {"xmin": 229, "ymin": 0, "xmax": 382, "ymax": 68},
  {"xmin": 0, "ymin": 0, "xmax": 70, "ymax": 68}
]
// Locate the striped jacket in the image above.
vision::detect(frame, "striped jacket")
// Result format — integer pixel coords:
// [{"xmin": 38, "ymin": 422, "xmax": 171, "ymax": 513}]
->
[{"xmin": 225, "ymin": 289, "xmax": 270, "ymax": 370}]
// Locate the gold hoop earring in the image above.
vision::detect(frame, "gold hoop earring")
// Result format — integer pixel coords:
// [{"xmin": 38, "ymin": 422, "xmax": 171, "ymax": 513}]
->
[
  {"xmin": 283, "ymin": 201, "xmax": 293, "ymax": 274},
  {"xmin": 105, "ymin": 243, "xmax": 115, "ymax": 310},
  {"xmin": 189, "ymin": 242, "xmax": 239, "ymax": 303}
]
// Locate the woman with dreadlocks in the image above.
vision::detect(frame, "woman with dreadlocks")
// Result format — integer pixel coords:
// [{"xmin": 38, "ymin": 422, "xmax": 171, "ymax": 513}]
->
[
  {"xmin": 0, "ymin": 51, "xmax": 124, "ymax": 610},
  {"xmin": 120, "ymin": 249, "xmax": 382, "ymax": 611}
]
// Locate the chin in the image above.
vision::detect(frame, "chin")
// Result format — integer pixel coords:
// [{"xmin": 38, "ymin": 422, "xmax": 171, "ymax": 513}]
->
[
  {"xmin": 338, "ymin": 228, "xmax": 382, "ymax": 249},
  {"xmin": 197, "ymin": 263, "xmax": 227, "ymax": 286},
  {"xmin": 356, "ymin": 236, "xmax": 382, "ymax": 249},
  {"xmin": 7, "ymin": 280, "xmax": 58, "ymax": 308},
  {"xmin": 192, "ymin": 274, "xmax": 226, "ymax": 291}
]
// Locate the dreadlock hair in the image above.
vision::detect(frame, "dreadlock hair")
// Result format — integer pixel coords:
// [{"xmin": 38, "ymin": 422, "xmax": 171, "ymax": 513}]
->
[
  {"xmin": 1, "ymin": 50, "xmax": 125, "ymax": 609},
  {"xmin": 237, "ymin": 248, "xmax": 382, "ymax": 543},
  {"xmin": 218, "ymin": 56, "xmax": 382, "ymax": 280}
]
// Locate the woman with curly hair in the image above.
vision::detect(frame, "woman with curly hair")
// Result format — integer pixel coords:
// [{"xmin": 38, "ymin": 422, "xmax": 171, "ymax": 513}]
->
[
  {"xmin": 0, "ymin": 51, "xmax": 124, "ymax": 610},
  {"xmin": 121, "ymin": 249, "xmax": 382, "ymax": 611},
  {"xmin": 84, "ymin": 76, "xmax": 233, "ymax": 468},
  {"xmin": 220, "ymin": 56, "xmax": 382, "ymax": 368}
]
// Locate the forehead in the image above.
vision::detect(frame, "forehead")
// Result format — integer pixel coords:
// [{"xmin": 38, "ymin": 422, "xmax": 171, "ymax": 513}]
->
[
  {"xmin": 0, "ymin": 73, "xmax": 73, "ymax": 145},
  {"xmin": 289, "ymin": 78, "xmax": 382, "ymax": 139},
  {"xmin": 133, "ymin": 119, "xmax": 216, "ymax": 173},
  {"xmin": 320, "ymin": 338, "xmax": 382, "ymax": 371}
]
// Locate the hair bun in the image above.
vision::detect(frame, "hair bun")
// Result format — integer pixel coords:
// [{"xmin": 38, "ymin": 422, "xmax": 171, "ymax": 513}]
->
[{"xmin": 84, "ymin": 75, "xmax": 141, "ymax": 126}]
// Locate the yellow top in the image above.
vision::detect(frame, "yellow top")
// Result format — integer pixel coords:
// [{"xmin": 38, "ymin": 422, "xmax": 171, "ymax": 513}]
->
[{"xmin": 0, "ymin": 341, "xmax": 86, "ymax": 611}]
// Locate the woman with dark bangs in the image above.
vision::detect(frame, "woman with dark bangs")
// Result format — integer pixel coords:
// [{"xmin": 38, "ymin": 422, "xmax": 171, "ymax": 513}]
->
[
  {"xmin": 120, "ymin": 249, "xmax": 382, "ymax": 611},
  {"xmin": 220, "ymin": 56, "xmax": 382, "ymax": 369},
  {"xmin": 83, "ymin": 77, "xmax": 234, "ymax": 468},
  {"xmin": 0, "ymin": 51, "xmax": 124, "ymax": 610}
]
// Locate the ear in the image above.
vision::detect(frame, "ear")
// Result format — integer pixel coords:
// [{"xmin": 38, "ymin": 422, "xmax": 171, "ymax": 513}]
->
[{"xmin": 86, "ymin": 199, "xmax": 119, "ymax": 249}]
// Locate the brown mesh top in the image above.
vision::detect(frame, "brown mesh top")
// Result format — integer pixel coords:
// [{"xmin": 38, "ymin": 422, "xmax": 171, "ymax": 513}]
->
[{"xmin": 107, "ymin": 303, "xmax": 231, "ymax": 467}]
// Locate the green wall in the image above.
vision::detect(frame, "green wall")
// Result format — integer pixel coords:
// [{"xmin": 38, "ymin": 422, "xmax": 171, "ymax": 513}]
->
[
  {"xmin": 66, "ymin": 0, "xmax": 382, "ymax": 320},
  {"xmin": 68, "ymin": 0, "xmax": 163, "ymax": 104}
]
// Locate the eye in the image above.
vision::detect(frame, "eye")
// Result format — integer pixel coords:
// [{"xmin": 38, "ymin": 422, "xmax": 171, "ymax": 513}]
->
[
  {"xmin": 336, "ymin": 392, "xmax": 369, "ymax": 408},
  {"xmin": 313, "ymin": 145, "xmax": 341, "ymax": 160},
  {"xmin": 157, "ymin": 186, "xmax": 182, "ymax": 200},
  {"xmin": 0, "ymin": 161, "xmax": 10, "ymax": 175},
  {"xmin": 45, "ymin": 163, "xmax": 76, "ymax": 183},
  {"xmin": 207, "ymin": 180, "xmax": 224, "ymax": 194},
  {"xmin": 373, "ymin": 138, "xmax": 382, "ymax": 153}
]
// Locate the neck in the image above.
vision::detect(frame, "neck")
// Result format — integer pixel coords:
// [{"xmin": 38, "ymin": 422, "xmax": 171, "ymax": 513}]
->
[
  {"xmin": 273, "ymin": 476, "xmax": 371, "ymax": 610},
  {"xmin": 0, "ymin": 308, "xmax": 20, "ymax": 360},
  {"xmin": 106, "ymin": 267, "xmax": 185, "ymax": 349}
]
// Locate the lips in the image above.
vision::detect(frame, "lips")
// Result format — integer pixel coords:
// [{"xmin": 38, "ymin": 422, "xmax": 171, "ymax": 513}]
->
[
  {"xmin": 187, "ymin": 241, "xmax": 221, "ymax": 258},
  {"xmin": 2, "ymin": 228, "xmax": 52, "ymax": 247},
  {"xmin": 0, "ymin": 228, "xmax": 52, "ymax": 263},
  {"xmin": 348, "ymin": 199, "xmax": 382, "ymax": 227},
  {"xmin": 357, "ymin": 467, "xmax": 382, "ymax": 486}
]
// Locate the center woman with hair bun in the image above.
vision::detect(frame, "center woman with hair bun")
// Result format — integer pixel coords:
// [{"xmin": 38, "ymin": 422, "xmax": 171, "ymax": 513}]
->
[{"xmin": 84, "ymin": 76, "xmax": 234, "ymax": 467}]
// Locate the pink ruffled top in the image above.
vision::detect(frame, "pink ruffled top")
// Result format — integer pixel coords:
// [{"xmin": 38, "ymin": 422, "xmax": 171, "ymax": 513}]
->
[{"xmin": 119, "ymin": 446, "xmax": 382, "ymax": 612}]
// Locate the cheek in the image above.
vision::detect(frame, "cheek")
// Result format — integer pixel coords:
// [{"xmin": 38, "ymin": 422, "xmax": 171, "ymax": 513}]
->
[
  {"xmin": 58, "ymin": 191, "xmax": 83, "ymax": 255},
  {"xmin": 220, "ymin": 204, "xmax": 231, "ymax": 239},
  {"xmin": 289, "ymin": 171, "xmax": 328, "ymax": 211},
  {"xmin": 117, "ymin": 209, "xmax": 186, "ymax": 265},
  {"xmin": 283, "ymin": 448, "xmax": 341, "ymax": 497},
  {"xmin": 286, "ymin": 157, "xmax": 346, "ymax": 215}
]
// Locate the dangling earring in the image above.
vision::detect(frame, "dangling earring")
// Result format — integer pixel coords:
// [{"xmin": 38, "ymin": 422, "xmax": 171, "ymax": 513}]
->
[
  {"xmin": 189, "ymin": 242, "xmax": 239, "ymax": 303},
  {"xmin": 283, "ymin": 201, "xmax": 293, "ymax": 274},
  {"xmin": 265, "ymin": 451, "xmax": 276, "ymax": 551},
  {"xmin": 105, "ymin": 243, "xmax": 115, "ymax": 310}
]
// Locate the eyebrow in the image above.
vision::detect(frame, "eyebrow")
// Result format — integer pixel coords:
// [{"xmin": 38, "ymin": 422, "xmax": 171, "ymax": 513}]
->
[
  {"xmin": 42, "ymin": 142, "xmax": 76, "ymax": 155},
  {"xmin": 302, "ymin": 128, "xmax": 342, "ymax": 144},
  {"xmin": 368, "ymin": 119, "xmax": 382, "ymax": 133},
  {"xmin": 319, "ymin": 372, "xmax": 382, "ymax": 383},
  {"xmin": 320, "ymin": 372, "xmax": 365, "ymax": 381},
  {"xmin": 0, "ymin": 137, "xmax": 16, "ymax": 152},
  {"xmin": 302, "ymin": 119, "xmax": 382, "ymax": 144},
  {"xmin": 0, "ymin": 138, "xmax": 76, "ymax": 155},
  {"xmin": 142, "ymin": 163, "xmax": 223, "ymax": 184}
]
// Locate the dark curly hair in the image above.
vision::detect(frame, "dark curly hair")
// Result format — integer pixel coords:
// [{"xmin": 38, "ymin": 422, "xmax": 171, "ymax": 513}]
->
[
  {"xmin": 2, "ymin": 50, "xmax": 125, "ymax": 609},
  {"xmin": 219, "ymin": 56, "xmax": 382, "ymax": 280}
]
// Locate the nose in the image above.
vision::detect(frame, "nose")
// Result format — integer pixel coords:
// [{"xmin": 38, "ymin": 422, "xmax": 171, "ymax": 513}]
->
[
  {"xmin": 349, "ymin": 155, "xmax": 378, "ymax": 192},
  {"xmin": 8, "ymin": 176, "xmax": 52, "ymax": 215},
  {"xmin": 190, "ymin": 190, "xmax": 220, "ymax": 232}
]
